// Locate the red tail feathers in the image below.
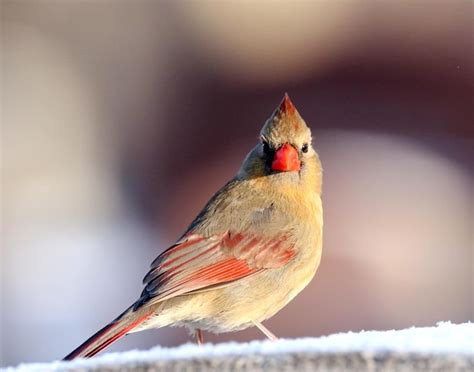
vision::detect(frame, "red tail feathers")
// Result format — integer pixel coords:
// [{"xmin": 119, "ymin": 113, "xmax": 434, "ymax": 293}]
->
[{"xmin": 63, "ymin": 311, "xmax": 151, "ymax": 360}]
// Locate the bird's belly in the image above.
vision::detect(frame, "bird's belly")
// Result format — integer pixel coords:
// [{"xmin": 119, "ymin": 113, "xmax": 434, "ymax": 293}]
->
[{"xmin": 168, "ymin": 242, "xmax": 322, "ymax": 334}]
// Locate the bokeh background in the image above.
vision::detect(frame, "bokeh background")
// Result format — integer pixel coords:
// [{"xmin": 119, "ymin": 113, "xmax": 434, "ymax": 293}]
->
[{"xmin": 1, "ymin": 0, "xmax": 473, "ymax": 367}]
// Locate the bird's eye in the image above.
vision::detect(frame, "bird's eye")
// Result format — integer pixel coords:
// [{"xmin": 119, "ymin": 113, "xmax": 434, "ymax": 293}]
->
[
  {"xmin": 302, "ymin": 143, "xmax": 309, "ymax": 153},
  {"xmin": 262, "ymin": 141, "xmax": 271, "ymax": 155}
]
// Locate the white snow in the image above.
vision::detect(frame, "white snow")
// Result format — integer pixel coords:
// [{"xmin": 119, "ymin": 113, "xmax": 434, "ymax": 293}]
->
[{"xmin": 4, "ymin": 321, "xmax": 473, "ymax": 371}]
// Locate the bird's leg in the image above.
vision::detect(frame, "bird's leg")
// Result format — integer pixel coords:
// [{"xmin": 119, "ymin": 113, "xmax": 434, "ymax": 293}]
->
[
  {"xmin": 252, "ymin": 321, "xmax": 278, "ymax": 341},
  {"xmin": 195, "ymin": 329, "xmax": 204, "ymax": 345}
]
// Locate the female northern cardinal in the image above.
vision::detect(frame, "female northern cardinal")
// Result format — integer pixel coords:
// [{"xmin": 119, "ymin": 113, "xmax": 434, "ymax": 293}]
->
[{"xmin": 64, "ymin": 93, "xmax": 323, "ymax": 360}]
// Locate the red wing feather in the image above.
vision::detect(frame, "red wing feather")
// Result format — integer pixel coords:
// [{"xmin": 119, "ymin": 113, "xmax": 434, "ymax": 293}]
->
[{"xmin": 137, "ymin": 232, "xmax": 295, "ymax": 309}]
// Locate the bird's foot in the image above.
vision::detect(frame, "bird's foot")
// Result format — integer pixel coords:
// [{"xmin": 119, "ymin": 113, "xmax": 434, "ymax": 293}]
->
[
  {"xmin": 195, "ymin": 329, "xmax": 204, "ymax": 346},
  {"xmin": 253, "ymin": 321, "xmax": 278, "ymax": 341}
]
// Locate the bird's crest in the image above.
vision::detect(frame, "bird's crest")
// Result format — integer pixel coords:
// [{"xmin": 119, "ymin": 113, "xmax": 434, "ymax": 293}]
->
[{"xmin": 260, "ymin": 93, "xmax": 311, "ymax": 147}]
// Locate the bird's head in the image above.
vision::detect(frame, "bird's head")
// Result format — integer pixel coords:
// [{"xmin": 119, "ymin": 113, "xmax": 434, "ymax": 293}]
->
[{"xmin": 239, "ymin": 94, "xmax": 320, "ymax": 186}]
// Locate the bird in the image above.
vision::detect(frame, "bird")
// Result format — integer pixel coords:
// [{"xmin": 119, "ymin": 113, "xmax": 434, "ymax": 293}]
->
[{"xmin": 63, "ymin": 93, "xmax": 323, "ymax": 360}]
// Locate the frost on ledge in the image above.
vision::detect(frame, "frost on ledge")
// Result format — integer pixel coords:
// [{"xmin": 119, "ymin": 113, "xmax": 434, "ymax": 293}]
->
[{"xmin": 5, "ymin": 322, "xmax": 473, "ymax": 371}]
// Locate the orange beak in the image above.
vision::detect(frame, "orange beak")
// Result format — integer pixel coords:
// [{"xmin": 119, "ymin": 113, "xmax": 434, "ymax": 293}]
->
[{"xmin": 271, "ymin": 143, "xmax": 301, "ymax": 172}]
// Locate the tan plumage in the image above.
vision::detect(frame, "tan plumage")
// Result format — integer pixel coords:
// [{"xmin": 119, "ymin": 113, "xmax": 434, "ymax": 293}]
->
[{"xmin": 64, "ymin": 93, "xmax": 323, "ymax": 360}]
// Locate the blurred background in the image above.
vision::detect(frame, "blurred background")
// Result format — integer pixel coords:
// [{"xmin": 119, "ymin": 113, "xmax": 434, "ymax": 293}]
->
[{"xmin": 1, "ymin": 0, "xmax": 473, "ymax": 367}]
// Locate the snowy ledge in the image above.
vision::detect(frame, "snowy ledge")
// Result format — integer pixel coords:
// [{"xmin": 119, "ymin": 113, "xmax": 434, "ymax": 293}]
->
[{"xmin": 5, "ymin": 322, "xmax": 473, "ymax": 372}]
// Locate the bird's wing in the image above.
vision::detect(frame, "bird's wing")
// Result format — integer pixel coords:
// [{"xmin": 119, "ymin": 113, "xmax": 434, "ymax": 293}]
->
[{"xmin": 135, "ymin": 231, "xmax": 295, "ymax": 309}]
